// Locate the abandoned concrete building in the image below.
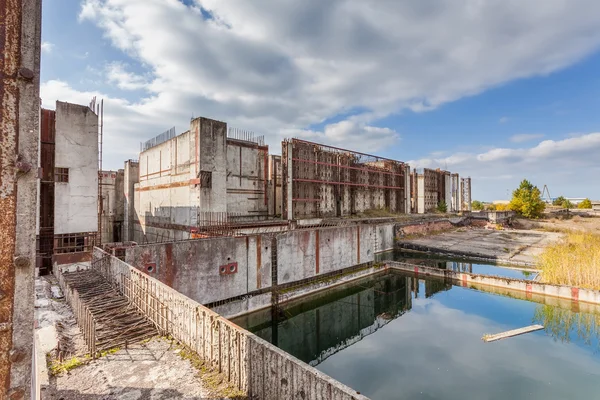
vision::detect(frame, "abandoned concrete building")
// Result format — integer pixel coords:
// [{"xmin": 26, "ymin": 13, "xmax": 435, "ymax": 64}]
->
[
  {"xmin": 127, "ymin": 118, "xmax": 272, "ymax": 243},
  {"xmin": 412, "ymin": 168, "xmax": 469, "ymax": 214},
  {"xmin": 282, "ymin": 139, "xmax": 411, "ymax": 219},
  {"xmin": 37, "ymin": 101, "xmax": 99, "ymax": 273},
  {"xmin": 99, "ymin": 169, "xmax": 125, "ymax": 243},
  {"xmin": 114, "ymin": 116, "xmax": 473, "ymax": 243}
]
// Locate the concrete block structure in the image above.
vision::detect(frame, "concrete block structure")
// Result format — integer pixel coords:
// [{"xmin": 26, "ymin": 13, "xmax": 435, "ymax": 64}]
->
[
  {"xmin": 130, "ymin": 118, "xmax": 269, "ymax": 243},
  {"xmin": 37, "ymin": 101, "xmax": 99, "ymax": 272},
  {"xmin": 412, "ymin": 169, "xmax": 468, "ymax": 214},
  {"xmin": 100, "ymin": 169, "xmax": 125, "ymax": 243},
  {"xmin": 282, "ymin": 139, "xmax": 411, "ymax": 219}
]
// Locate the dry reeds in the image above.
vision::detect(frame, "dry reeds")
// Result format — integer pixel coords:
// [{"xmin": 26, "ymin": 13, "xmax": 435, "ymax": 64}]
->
[{"xmin": 538, "ymin": 232, "xmax": 600, "ymax": 290}]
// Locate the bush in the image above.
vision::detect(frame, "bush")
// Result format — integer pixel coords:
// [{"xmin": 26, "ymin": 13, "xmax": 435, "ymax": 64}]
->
[
  {"xmin": 579, "ymin": 198, "xmax": 592, "ymax": 209},
  {"xmin": 472, "ymin": 200, "xmax": 484, "ymax": 211},
  {"xmin": 553, "ymin": 195, "xmax": 575, "ymax": 209},
  {"xmin": 553, "ymin": 196, "xmax": 566, "ymax": 207},
  {"xmin": 509, "ymin": 179, "xmax": 546, "ymax": 219},
  {"xmin": 495, "ymin": 203, "xmax": 510, "ymax": 211},
  {"xmin": 538, "ymin": 232, "xmax": 600, "ymax": 290},
  {"xmin": 436, "ymin": 201, "xmax": 448, "ymax": 213}
]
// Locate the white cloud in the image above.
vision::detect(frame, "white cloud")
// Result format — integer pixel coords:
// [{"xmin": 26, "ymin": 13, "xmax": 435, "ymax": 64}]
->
[
  {"xmin": 510, "ymin": 133, "xmax": 545, "ymax": 143},
  {"xmin": 286, "ymin": 120, "xmax": 400, "ymax": 153},
  {"xmin": 409, "ymin": 133, "xmax": 600, "ymax": 200},
  {"xmin": 105, "ymin": 62, "xmax": 149, "ymax": 91},
  {"xmin": 41, "ymin": 42, "xmax": 54, "ymax": 54},
  {"xmin": 41, "ymin": 0, "xmax": 600, "ymax": 171},
  {"xmin": 499, "ymin": 116, "xmax": 510, "ymax": 124}
]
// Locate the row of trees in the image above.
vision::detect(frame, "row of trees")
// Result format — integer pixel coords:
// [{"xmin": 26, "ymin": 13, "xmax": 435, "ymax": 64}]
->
[{"xmin": 472, "ymin": 180, "xmax": 593, "ymax": 218}]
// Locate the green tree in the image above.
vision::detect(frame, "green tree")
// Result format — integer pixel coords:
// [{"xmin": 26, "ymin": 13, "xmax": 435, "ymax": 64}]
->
[
  {"xmin": 553, "ymin": 196, "xmax": 566, "ymax": 207},
  {"xmin": 562, "ymin": 199, "xmax": 574, "ymax": 209},
  {"xmin": 509, "ymin": 179, "xmax": 546, "ymax": 219},
  {"xmin": 472, "ymin": 200, "xmax": 484, "ymax": 211},
  {"xmin": 436, "ymin": 201, "xmax": 448, "ymax": 213},
  {"xmin": 579, "ymin": 198, "xmax": 592, "ymax": 209}
]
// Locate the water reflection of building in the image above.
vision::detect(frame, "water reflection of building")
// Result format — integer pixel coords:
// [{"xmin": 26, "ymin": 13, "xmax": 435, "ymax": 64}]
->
[
  {"xmin": 446, "ymin": 261, "xmax": 473, "ymax": 274},
  {"xmin": 242, "ymin": 273, "xmax": 413, "ymax": 366}
]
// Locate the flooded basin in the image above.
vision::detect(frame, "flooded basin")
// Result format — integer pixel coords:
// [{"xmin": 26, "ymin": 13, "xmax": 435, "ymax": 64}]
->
[
  {"xmin": 377, "ymin": 250, "xmax": 538, "ymax": 280},
  {"xmin": 233, "ymin": 271, "xmax": 600, "ymax": 400}
]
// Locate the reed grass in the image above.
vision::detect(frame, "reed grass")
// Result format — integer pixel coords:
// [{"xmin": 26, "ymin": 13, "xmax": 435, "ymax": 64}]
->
[{"xmin": 538, "ymin": 232, "xmax": 600, "ymax": 290}]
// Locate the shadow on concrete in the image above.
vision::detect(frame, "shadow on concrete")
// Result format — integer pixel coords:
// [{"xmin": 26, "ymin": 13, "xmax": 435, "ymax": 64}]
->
[{"xmin": 41, "ymin": 387, "xmax": 233, "ymax": 399}]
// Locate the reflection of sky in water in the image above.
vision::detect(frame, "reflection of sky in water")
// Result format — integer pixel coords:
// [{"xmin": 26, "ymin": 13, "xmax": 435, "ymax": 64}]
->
[
  {"xmin": 381, "ymin": 251, "xmax": 538, "ymax": 280},
  {"xmin": 318, "ymin": 282, "xmax": 600, "ymax": 400},
  {"xmin": 237, "ymin": 272, "xmax": 600, "ymax": 400}
]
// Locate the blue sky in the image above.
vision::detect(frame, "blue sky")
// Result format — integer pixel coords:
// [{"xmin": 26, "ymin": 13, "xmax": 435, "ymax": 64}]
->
[{"xmin": 40, "ymin": 0, "xmax": 600, "ymax": 201}]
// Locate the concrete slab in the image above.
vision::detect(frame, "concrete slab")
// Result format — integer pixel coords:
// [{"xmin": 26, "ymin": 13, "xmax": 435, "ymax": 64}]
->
[{"xmin": 399, "ymin": 228, "xmax": 562, "ymax": 265}]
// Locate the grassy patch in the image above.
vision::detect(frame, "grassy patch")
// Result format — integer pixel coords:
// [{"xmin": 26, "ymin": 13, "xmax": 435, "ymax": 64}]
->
[
  {"xmin": 537, "ymin": 232, "xmax": 600, "ymax": 290},
  {"xmin": 48, "ymin": 355, "xmax": 90, "ymax": 376},
  {"xmin": 177, "ymin": 345, "xmax": 246, "ymax": 399}
]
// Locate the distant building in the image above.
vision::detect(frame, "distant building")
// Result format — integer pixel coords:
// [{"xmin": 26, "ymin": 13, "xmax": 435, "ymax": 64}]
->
[
  {"xmin": 592, "ymin": 201, "xmax": 600, "ymax": 211},
  {"xmin": 37, "ymin": 101, "xmax": 99, "ymax": 273}
]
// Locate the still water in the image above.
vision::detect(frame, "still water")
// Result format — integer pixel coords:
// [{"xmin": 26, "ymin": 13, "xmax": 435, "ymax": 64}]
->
[
  {"xmin": 377, "ymin": 250, "xmax": 538, "ymax": 280},
  {"xmin": 233, "ymin": 272, "xmax": 600, "ymax": 400}
]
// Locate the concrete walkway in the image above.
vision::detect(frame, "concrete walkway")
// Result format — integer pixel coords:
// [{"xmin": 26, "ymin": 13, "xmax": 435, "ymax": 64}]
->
[{"xmin": 42, "ymin": 338, "xmax": 214, "ymax": 399}]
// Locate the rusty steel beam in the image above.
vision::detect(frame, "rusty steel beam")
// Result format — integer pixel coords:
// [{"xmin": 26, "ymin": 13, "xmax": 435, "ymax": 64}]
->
[{"xmin": 0, "ymin": 0, "xmax": 41, "ymax": 398}]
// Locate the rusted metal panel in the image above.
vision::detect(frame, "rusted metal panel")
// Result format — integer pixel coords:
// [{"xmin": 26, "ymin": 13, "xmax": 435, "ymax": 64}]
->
[
  {"xmin": 0, "ymin": 0, "xmax": 41, "ymax": 396},
  {"xmin": 0, "ymin": 0, "xmax": 22, "ymax": 393}
]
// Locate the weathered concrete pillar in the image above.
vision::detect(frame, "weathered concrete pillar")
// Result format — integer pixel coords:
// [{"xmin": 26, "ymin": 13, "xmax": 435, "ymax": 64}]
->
[
  {"xmin": 285, "ymin": 141, "xmax": 293, "ymax": 220},
  {"xmin": 191, "ymin": 117, "xmax": 227, "ymax": 213},
  {"xmin": 404, "ymin": 165, "xmax": 411, "ymax": 214},
  {"xmin": 0, "ymin": 0, "xmax": 41, "ymax": 398},
  {"xmin": 123, "ymin": 160, "xmax": 139, "ymax": 241}
]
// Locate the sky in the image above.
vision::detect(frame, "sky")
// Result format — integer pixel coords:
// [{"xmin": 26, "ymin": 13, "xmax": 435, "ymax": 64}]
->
[{"xmin": 40, "ymin": 0, "xmax": 600, "ymax": 201}]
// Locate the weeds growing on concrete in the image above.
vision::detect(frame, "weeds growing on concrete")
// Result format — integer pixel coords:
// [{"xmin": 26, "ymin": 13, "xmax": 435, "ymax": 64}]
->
[
  {"xmin": 537, "ymin": 232, "xmax": 600, "ymax": 290},
  {"xmin": 176, "ymin": 343, "xmax": 246, "ymax": 399},
  {"xmin": 48, "ymin": 355, "xmax": 90, "ymax": 376}
]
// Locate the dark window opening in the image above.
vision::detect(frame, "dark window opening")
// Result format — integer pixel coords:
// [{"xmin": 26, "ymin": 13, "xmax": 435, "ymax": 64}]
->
[
  {"xmin": 55, "ymin": 167, "xmax": 69, "ymax": 183},
  {"xmin": 200, "ymin": 170, "xmax": 212, "ymax": 188}
]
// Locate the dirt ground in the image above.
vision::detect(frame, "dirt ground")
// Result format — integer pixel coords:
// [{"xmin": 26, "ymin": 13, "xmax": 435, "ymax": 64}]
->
[{"xmin": 515, "ymin": 210, "xmax": 600, "ymax": 234}]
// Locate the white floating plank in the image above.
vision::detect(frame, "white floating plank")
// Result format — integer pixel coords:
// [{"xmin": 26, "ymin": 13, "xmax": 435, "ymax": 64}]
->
[{"xmin": 482, "ymin": 324, "xmax": 544, "ymax": 342}]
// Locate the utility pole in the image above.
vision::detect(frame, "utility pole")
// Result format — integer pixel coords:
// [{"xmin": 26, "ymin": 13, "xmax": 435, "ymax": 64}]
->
[{"xmin": 0, "ymin": 0, "xmax": 41, "ymax": 398}]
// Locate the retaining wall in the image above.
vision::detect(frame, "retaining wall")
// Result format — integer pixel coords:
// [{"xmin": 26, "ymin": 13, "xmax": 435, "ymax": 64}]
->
[
  {"xmin": 93, "ymin": 248, "xmax": 368, "ymax": 400},
  {"xmin": 394, "ymin": 217, "xmax": 467, "ymax": 239},
  {"xmin": 386, "ymin": 261, "xmax": 600, "ymax": 305},
  {"xmin": 124, "ymin": 235, "xmax": 271, "ymax": 304}
]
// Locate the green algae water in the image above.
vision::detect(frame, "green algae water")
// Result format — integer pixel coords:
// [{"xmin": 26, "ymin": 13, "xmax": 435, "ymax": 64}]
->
[{"xmin": 233, "ymin": 272, "xmax": 600, "ymax": 400}]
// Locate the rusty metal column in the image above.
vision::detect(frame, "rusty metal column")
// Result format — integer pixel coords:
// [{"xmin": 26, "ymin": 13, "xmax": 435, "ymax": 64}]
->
[{"xmin": 0, "ymin": 0, "xmax": 41, "ymax": 398}]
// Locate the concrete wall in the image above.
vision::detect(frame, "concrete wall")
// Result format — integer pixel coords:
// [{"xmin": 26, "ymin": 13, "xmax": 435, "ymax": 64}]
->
[
  {"xmin": 124, "ymin": 235, "xmax": 272, "ymax": 304},
  {"xmin": 283, "ymin": 139, "xmax": 407, "ymax": 220},
  {"xmin": 444, "ymin": 174, "xmax": 452, "ymax": 210},
  {"xmin": 277, "ymin": 225, "xmax": 374, "ymax": 285},
  {"xmin": 226, "ymin": 140, "xmax": 269, "ymax": 216},
  {"xmin": 395, "ymin": 219, "xmax": 455, "ymax": 238},
  {"xmin": 268, "ymin": 155, "xmax": 283, "ymax": 217},
  {"xmin": 54, "ymin": 101, "xmax": 98, "ymax": 234},
  {"xmin": 123, "ymin": 160, "xmax": 139, "ymax": 241},
  {"xmin": 134, "ymin": 117, "xmax": 272, "ymax": 243},
  {"xmin": 417, "ymin": 175, "xmax": 425, "ymax": 214},
  {"xmin": 100, "ymin": 170, "xmax": 124, "ymax": 243},
  {"xmin": 124, "ymin": 223, "xmax": 394, "ymax": 304},
  {"xmin": 387, "ymin": 261, "xmax": 600, "ymax": 305},
  {"xmin": 93, "ymin": 249, "xmax": 368, "ymax": 400}
]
